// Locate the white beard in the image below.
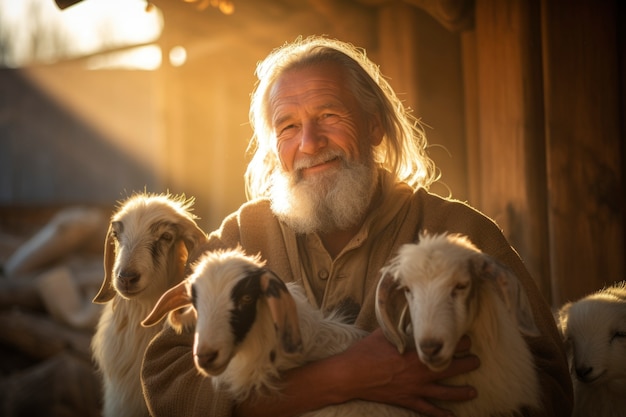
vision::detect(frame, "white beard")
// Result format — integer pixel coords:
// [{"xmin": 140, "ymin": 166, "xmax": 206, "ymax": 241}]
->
[{"xmin": 269, "ymin": 151, "xmax": 378, "ymax": 234}]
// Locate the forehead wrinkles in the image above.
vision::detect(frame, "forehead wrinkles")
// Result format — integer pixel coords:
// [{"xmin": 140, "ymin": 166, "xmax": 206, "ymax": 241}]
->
[
  {"xmin": 271, "ymin": 86, "xmax": 346, "ymax": 124},
  {"xmin": 269, "ymin": 70, "xmax": 354, "ymax": 122}
]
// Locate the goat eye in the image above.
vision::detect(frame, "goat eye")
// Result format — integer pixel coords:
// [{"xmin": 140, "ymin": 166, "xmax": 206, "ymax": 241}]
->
[
  {"xmin": 451, "ymin": 281, "xmax": 469, "ymax": 298},
  {"xmin": 240, "ymin": 294, "xmax": 254, "ymax": 305},
  {"xmin": 611, "ymin": 331, "xmax": 626, "ymax": 342}
]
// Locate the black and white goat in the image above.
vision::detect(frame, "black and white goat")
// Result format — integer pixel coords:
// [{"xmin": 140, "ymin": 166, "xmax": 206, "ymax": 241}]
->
[
  {"xmin": 141, "ymin": 248, "xmax": 364, "ymax": 398},
  {"xmin": 142, "ymin": 248, "xmax": 419, "ymax": 416},
  {"xmin": 557, "ymin": 281, "xmax": 626, "ymax": 417},
  {"xmin": 91, "ymin": 192, "xmax": 208, "ymax": 417},
  {"xmin": 376, "ymin": 232, "xmax": 541, "ymax": 417}
]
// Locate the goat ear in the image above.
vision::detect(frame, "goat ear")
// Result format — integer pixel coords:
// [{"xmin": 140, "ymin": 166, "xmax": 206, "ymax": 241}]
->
[
  {"xmin": 471, "ymin": 255, "xmax": 540, "ymax": 337},
  {"xmin": 179, "ymin": 218, "xmax": 208, "ymax": 260},
  {"xmin": 555, "ymin": 302, "xmax": 572, "ymax": 338},
  {"xmin": 93, "ymin": 223, "xmax": 117, "ymax": 304},
  {"xmin": 260, "ymin": 271, "xmax": 303, "ymax": 355},
  {"xmin": 166, "ymin": 239, "xmax": 190, "ymax": 288},
  {"xmin": 141, "ymin": 280, "xmax": 192, "ymax": 327},
  {"xmin": 375, "ymin": 270, "xmax": 410, "ymax": 354}
]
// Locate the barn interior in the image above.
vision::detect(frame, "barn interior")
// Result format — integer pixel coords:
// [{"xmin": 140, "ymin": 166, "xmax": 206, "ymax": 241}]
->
[{"xmin": 0, "ymin": 0, "xmax": 623, "ymax": 415}]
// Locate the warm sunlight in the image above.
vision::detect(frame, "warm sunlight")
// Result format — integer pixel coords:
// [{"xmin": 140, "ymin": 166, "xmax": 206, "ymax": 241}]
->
[{"xmin": 0, "ymin": 0, "xmax": 163, "ymax": 68}]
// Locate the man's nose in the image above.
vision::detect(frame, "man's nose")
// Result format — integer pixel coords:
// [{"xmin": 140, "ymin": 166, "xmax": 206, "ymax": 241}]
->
[{"xmin": 299, "ymin": 122, "xmax": 327, "ymax": 154}]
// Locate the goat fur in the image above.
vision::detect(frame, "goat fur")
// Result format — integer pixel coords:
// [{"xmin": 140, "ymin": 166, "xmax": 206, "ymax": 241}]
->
[
  {"xmin": 556, "ymin": 281, "xmax": 626, "ymax": 417},
  {"xmin": 143, "ymin": 248, "xmax": 418, "ymax": 416},
  {"xmin": 376, "ymin": 232, "xmax": 541, "ymax": 417},
  {"xmin": 91, "ymin": 192, "xmax": 208, "ymax": 417}
]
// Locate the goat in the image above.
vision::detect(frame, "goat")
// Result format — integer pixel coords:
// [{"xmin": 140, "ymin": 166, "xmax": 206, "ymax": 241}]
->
[
  {"xmin": 91, "ymin": 192, "xmax": 208, "ymax": 417},
  {"xmin": 376, "ymin": 232, "xmax": 541, "ymax": 417},
  {"xmin": 142, "ymin": 248, "xmax": 418, "ymax": 416},
  {"xmin": 556, "ymin": 281, "xmax": 626, "ymax": 417}
]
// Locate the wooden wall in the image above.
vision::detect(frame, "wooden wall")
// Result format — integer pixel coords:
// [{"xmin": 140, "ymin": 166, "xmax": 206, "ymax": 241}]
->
[
  {"xmin": 375, "ymin": 0, "xmax": 624, "ymax": 305},
  {"xmin": 540, "ymin": 0, "xmax": 624, "ymax": 305},
  {"xmin": 464, "ymin": 0, "xmax": 553, "ymax": 301}
]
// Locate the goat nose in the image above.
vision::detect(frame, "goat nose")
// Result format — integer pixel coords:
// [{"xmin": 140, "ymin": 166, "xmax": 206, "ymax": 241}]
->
[
  {"xmin": 195, "ymin": 350, "xmax": 219, "ymax": 369},
  {"xmin": 419, "ymin": 339, "xmax": 443, "ymax": 358},
  {"xmin": 118, "ymin": 269, "xmax": 140, "ymax": 285}
]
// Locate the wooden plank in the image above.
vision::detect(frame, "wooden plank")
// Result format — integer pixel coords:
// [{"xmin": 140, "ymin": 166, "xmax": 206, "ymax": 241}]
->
[
  {"xmin": 541, "ymin": 0, "xmax": 624, "ymax": 305},
  {"xmin": 469, "ymin": 0, "xmax": 553, "ymax": 303}
]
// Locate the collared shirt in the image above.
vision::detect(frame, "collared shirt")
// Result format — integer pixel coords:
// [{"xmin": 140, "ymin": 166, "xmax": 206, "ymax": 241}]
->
[{"xmin": 294, "ymin": 171, "xmax": 413, "ymax": 321}]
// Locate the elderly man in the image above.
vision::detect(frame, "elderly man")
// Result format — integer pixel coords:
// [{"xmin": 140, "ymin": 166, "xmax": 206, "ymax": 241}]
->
[{"xmin": 141, "ymin": 36, "xmax": 572, "ymax": 417}]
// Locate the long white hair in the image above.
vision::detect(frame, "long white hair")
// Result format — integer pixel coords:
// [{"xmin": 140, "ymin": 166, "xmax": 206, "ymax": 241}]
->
[{"xmin": 245, "ymin": 35, "xmax": 438, "ymax": 200}]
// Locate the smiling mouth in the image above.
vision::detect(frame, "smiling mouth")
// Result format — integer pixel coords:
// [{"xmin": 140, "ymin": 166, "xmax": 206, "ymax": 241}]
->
[{"xmin": 299, "ymin": 157, "xmax": 341, "ymax": 176}]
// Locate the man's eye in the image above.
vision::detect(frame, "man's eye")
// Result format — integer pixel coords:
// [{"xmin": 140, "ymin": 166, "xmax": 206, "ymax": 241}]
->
[
  {"xmin": 277, "ymin": 124, "xmax": 297, "ymax": 136},
  {"xmin": 320, "ymin": 113, "xmax": 338, "ymax": 122}
]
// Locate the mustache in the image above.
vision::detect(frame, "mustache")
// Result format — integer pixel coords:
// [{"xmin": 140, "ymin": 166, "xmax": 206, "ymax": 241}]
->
[{"xmin": 293, "ymin": 150, "xmax": 346, "ymax": 171}]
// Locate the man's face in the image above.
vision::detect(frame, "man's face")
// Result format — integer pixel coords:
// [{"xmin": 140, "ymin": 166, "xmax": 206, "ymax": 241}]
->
[
  {"xmin": 269, "ymin": 61, "xmax": 380, "ymax": 181},
  {"xmin": 267, "ymin": 62, "xmax": 382, "ymax": 234}
]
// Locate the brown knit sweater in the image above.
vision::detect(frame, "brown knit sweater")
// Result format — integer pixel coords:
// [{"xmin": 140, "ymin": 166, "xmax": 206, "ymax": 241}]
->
[{"xmin": 141, "ymin": 172, "xmax": 573, "ymax": 416}]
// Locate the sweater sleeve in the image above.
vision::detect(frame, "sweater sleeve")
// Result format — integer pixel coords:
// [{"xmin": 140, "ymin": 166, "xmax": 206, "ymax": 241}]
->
[
  {"xmin": 141, "ymin": 200, "xmax": 288, "ymax": 417},
  {"xmin": 140, "ymin": 211, "xmax": 244, "ymax": 417},
  {"xmin": 142, "ymin": 326, "xmax": 235, "ymax": 417}
]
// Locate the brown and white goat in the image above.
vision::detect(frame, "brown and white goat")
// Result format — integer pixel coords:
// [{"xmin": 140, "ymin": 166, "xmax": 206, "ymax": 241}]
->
[
  {"xmin": 91, "ymin": 192, "xmax": 207, "ymax": 417},
  {"xmin": 376, "ymin": 232, "xmax": 541, "ymax": 417}
]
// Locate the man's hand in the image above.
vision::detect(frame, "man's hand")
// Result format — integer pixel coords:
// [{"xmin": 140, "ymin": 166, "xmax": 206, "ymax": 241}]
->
[
  {"xmin": 338, "ymin": 329, "xmax": 479, "ymax": 417},
  {"xmin": 235, "ymin": 329, "xmax": 479, "ymax": 417}
]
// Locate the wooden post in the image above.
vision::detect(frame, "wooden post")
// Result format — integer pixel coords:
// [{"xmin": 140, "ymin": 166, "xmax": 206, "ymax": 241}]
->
[
  {"xmin": 466, "ymin": 0, "xmax": 553, "ymax": 303},
  {"xmin": 541, "ymin": 0, "xmax": 624, "ymax": 305}
]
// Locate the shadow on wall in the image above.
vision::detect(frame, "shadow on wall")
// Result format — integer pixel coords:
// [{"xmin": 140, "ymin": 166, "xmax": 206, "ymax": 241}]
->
[{"xmin": 0, "ymin": 68, "xmax": 160, "ymax": 206}]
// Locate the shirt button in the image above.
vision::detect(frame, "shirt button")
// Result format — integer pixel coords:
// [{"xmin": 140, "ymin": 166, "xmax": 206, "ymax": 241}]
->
[{"xmin": 318, "ymin": 270, "xmax": 329, "ymax": 280}]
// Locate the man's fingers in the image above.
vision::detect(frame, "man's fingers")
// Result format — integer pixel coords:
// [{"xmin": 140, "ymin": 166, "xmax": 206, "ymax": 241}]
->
[
  {"xmin": 421, "ymin": 382, "xmax": 478, "ymax": 403},
  {"xmin": 411, "ymin": 398, "xmax": 456, "ymax": 417},
  {"xmin": 454, "ymin": 335, "xmax": 472, "ymax": 353}
]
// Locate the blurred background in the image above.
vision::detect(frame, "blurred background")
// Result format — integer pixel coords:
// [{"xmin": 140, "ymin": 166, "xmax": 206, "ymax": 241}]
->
[{"xmin": 0, "ymin": 0, "xmax": 623, "ymax": 414}]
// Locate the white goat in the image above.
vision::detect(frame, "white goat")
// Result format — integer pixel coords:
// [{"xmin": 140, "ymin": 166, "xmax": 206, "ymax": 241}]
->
[
  {"xmin": 142, "ymin": 248, "xmax": 416, "ymax": 416},
  {"xmin": 376, "ymin": 232, "xmax": 541, "ymax": 417},
  {"xmin": 91, "ymin": 192, "xmax": 208, "ymax": 417},
  {"xmin": 556, "ymin": 281, "xmax": 626, "ymax": 417}
]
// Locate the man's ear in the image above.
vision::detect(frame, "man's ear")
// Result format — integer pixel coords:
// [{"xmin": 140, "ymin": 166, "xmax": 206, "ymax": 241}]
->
[{"xmin": 369, "ymin": 115, "xmax": 384, "ymax": 146}]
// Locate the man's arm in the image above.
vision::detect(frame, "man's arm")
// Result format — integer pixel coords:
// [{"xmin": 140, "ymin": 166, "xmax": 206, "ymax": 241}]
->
[
  {"xmin": 234, "ymin": 329, "xmax": 479, "ymax": 417},
  {"xmin": 142, "ymin": 326, "xmax": 235, "ymax": 417}
]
